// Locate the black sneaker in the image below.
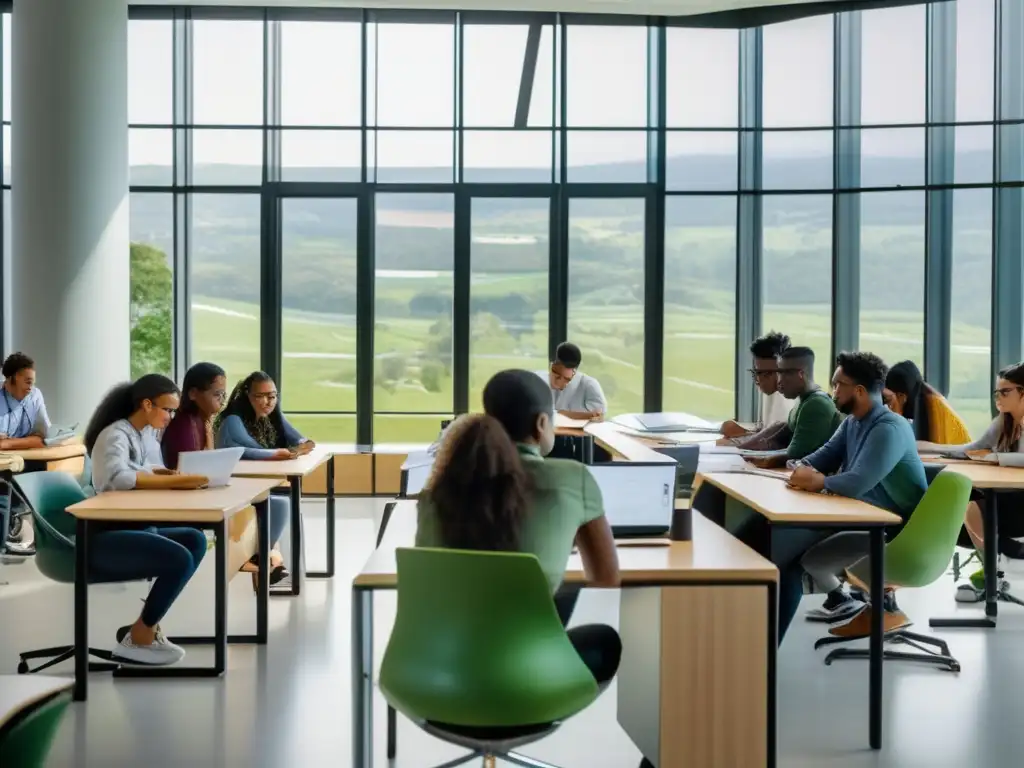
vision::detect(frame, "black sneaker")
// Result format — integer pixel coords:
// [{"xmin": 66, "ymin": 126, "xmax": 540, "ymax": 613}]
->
[{"xmin": 806, "ymin": 589, "xmax": 865, "ymax": 623}]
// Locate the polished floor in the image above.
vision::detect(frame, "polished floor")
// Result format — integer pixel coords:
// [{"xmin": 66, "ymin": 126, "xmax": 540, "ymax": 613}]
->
[{"xmin": 2, "ymin": 498, "xmax": 1023, "ymax": 767}]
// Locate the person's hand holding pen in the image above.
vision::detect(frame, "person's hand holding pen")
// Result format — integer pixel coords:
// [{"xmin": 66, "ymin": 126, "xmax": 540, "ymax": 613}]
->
[{"xmin": 788, "ymin": 463, "xmax": 826, "ymax": 493}]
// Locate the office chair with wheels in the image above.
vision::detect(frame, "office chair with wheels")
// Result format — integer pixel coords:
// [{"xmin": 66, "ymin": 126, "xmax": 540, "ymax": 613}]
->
[
  {"xmin": 813, "ymin": 470, "xmax": 973, "ymax": 672},
  {"xmin": 0, "ymin": 688, "xmax": 72, "ymax": 768},
  {"xmin": 13, "ymin": 471, "xmax": 119, "ymax": 675},
  {"xmin": 381, "ymin": 548, "xmax": 601, "ymax": 768}
]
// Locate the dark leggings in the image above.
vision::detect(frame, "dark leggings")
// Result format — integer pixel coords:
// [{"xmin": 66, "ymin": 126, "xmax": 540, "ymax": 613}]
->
[
  {"xmin": 553, "ymin": 585, "xmax": 622, "ymax": 686},
  {"xmin": 89, "ymin": 526, "xmax": 207, "ymax": 627}
]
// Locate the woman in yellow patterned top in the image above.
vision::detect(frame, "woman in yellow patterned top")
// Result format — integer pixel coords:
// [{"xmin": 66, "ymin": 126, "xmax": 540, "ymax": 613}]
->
[{"xmin": 882, "ymin": 360, "xmax": 971, "ymax": 445}]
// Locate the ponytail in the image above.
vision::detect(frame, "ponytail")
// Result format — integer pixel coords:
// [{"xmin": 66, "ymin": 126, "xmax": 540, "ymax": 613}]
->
[
  {"xmin": 426, "ymin": 413, "xmax": 533, "ymax": 552},
  {"xmin": 83, "ymin": 383, "xmax": 136, "ymax": 454}
]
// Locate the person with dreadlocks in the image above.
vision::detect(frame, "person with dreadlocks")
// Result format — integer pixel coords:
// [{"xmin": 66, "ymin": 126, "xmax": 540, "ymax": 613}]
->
[{"xmin": 215, "ymin": 371, "xmax": 315, "ymax": 586}]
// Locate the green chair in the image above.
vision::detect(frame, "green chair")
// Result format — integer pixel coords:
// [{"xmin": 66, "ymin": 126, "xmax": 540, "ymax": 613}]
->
[
  {"xmin": 380, "ymin": 548, "xmax": 600, "ymax": 768},
  {"xmin": 814, "ymin": 469, "xmax": 973, "ymax": 671},
  {"xmin": 0, "ymin": 688, "xmax": 72, "ymax": 768},
  {"xmin": 14, "ymin": 471, "xmax": 119, "ymax": 675}
]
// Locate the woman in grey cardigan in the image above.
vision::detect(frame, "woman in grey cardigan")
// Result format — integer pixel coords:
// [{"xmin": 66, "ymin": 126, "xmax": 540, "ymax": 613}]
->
[{"xmin": 214, "ymin": 371, "xmax": 315, "ymax": 586}]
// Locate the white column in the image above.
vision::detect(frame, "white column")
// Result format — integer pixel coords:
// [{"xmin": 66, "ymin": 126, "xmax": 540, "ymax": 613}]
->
[{"xmin": 11, "ymin": 0, "xmax": 129, "ymax": 427}]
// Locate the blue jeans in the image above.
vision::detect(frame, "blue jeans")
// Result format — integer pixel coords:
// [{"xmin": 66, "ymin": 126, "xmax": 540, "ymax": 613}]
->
[
  {"xmin": 269, "ymin": 496, "xmax": 289, "ymax": 560},
  {"xmin": 89, "ymin": 526, "xmax": 207, "ymax": 627}
]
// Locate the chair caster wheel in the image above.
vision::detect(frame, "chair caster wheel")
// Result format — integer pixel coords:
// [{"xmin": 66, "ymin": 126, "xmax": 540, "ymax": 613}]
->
[
  {"xmin": 948, "ymin": 662, "xmax": 961, "ymax": 673},
  {"xmin": 17, "ymin": 660, "xmax": 28, "ymax": 674},
  {"xmin": 824, "ymin": 658, "xmax": 833, "ymax": 666}
]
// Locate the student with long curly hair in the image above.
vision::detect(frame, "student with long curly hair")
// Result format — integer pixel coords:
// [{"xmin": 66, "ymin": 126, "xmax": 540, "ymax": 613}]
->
[{"xmin": 416, "ymin": 369, "xmax": 622, "ymax": 687}]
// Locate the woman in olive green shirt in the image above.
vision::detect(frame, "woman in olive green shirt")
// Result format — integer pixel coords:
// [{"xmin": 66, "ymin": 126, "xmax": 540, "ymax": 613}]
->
[{"xmin": 416, "ymin": 369, "xmax": 622, "ymax": 685}]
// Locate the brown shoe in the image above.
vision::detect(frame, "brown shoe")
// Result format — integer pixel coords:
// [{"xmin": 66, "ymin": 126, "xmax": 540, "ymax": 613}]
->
[{"xmin": 828, "ymin": 606, "xmax": 912, "ymax": 639}]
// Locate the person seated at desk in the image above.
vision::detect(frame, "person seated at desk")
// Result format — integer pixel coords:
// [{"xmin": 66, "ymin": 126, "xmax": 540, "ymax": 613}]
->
[
  {"xmin": 883, "ymin": 360, "xmax": 971, "ymax": 445},
  {"xmin": 725, "ymin": 346, "xmax": 843, "ymax": 467},
  {"xmin": 215, "ymin": 371, "xmax": 315, "ymax": 585},
  {"xmin": 84, "ymin": 374, "xmax": 210, "ymax": 666},
  {"xmin": 721, "ymin": 331, "xmax": 793, "ymax": 439},
  {"xmin": 918, "ymin": 361, "xmax": 1024, "ymax": 601},
  {"xmin": 537, "ymin": 342, "xmax": 607, "ymax": 422},
  {"xmin": 791, "ymin": 352, "xmax": 928, "ymax": 633},
  {"xmin": 0, "ymin": 351, "xmax": 50, "ymax": 450},
  {"xmin": 416, "ymin": 369, "xmax": 622, "ymax": 687}
]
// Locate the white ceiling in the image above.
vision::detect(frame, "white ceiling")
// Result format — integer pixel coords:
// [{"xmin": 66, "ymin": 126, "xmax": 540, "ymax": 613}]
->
[{"xmin": 132, "ymin": 0, "xmax": 849, "ymax": 18}]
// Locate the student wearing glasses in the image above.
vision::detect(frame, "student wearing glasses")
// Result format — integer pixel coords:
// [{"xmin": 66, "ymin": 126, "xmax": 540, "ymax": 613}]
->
[
  {"xmin": 724, "ymin": 346, "xmax": 843, "ymax": 465},
  {"xmin": 0, "ymin": 352, "xmax": 51, "ymax": 450},
  {"xmin": 537, "ymin": 342, "xmax": 607, "ymax": 422},
  {"xmin": 214, "ymin": 371, "xmax": 315, "ymax": 585},
  {"xmin": 160, "ymin": 362, "xmax": 228, "ymax": 470},
  {"xmin": 917, "ymin": 362, "xmax": 1024, "ymax": 601},
  {"xmin": 84, "ymin": 374, "xmax": 210, "ymax": 666},
  {"xmin": 720, "ymin": 331, "xmax": 793, "ymax": 439}
]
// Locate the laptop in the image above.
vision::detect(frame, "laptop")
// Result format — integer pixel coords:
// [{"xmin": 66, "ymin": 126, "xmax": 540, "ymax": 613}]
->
[
  {"xmin": 652, "ymin": 444, "xmax": 700, "ymax": 493},
  {"xmin": 176, "ymin": 447, "xmax": 245, "ymax": 488},
  {"xmin": 588, "ymin": 463, "xmax": 676, "ymax": 538}
]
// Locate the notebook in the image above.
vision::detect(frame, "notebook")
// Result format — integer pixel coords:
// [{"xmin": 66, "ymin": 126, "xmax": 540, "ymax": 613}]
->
[
  {"xmin": 176, "ymin": 447, "xmax": 245, "ymax": 488},
  {"xmin": 635, "ymin": 412, "xmax": 720, "ymax": 434}
]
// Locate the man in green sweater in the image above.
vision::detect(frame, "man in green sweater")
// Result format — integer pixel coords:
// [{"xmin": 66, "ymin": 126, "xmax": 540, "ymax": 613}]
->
[{"xmin": 729, "ymin": 346, "xmax": 844, "ymax": 467}]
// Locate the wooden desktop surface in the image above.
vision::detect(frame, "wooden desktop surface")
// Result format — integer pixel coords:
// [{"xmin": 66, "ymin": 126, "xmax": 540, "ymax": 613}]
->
[
  {"xmin": 9, "ymin": 442, "xmax": 86, "ymax": 462},
  {"xmin": 694, "ymin": 471, "xmax": 901, "ymax": 525},
  {"xmin": 932, "ymin": 460, "xmax": 1024, "ymax": 489},
  {"xmin": 584, "ymin": 422, "xmax": 676, "ymax": 464},
  {"xmin": 0, "ymin": 675, "xmax": 73, "ymax": 730},
  {"xmin": 67, "ymin": 477, "xmax": 280, "ymax": 523},
  {"xmin": 233, "ymin": 447, "xmax": 333, "ymax": 480},
  {"xmin": 354, "ymin": 500, "xmax": 777, "ymax": 588}
]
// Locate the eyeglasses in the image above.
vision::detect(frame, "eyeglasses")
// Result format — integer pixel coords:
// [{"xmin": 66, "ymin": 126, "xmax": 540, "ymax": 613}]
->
[
  {"xmin": 210, "ymin": 389, "xmax": 227, "ymax": 401},
  {"xmin": 252, "ymin": 392, "xmax": 279, "ymax": 403},
  {"xmin": 160, "ymin": 406, "xmax": 177, "ymax": 417},
  {"xmin": 993, "ymin": 387, "xmax": 1022, "ymax": 399},
  {"xmin": 747, "ymin": 369, "xmax": 777, "ymax": 380}
]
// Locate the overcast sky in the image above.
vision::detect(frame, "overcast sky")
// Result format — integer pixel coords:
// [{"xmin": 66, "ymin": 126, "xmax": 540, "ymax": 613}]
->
[{"xmin": 1, "ymin": 0, "xmax": 997, "ymax": 169}]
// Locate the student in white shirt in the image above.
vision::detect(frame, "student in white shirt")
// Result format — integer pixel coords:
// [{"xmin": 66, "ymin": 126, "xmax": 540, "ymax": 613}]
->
[
  {"xmin": 720, "ymin": 331, "xmax": 794, "ymax": 438},
  {"xmin": 535, "ymin": 342, "xmax": 607, "ymax": 421},
  {"xmin": 0, "ymin": 352, "xmax": 51, "ymax": 450}
]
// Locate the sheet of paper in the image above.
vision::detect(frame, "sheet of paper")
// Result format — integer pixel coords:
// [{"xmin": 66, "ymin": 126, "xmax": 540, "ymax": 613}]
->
[
  {"xmin": 997, "ymin": 453, "xmax": 1024, "ymax": 468},
  {"xmin": 554, "ymin": 413, "xmax": 590, "ymax": 430}
]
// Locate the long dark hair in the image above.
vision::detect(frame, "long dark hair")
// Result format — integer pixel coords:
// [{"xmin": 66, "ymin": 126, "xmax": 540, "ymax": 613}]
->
[
  {"xmin": 214, "ymin": 371, "xmax": 286, "ymax": 449},
  {"xmin": 427, "ymin": 414, "xmax": 533, "ymax": 552},
  {"xmin": 180, "ymin": 362, "xmax": 226, "ymax": 416},
  {"xmin": 997, "ymin": 362, "xmax": 1024, "ymax": 452},
  {"xmin": 426, "ymin": 369, "xmax": 552, "ymax": 551},
  {"xmin": 84, "ymin": 374, "xmax": 179, "ymax": 454},
  {"xmin": 885, "ymin": 360, "xmax": 933, "ymax": 441}
]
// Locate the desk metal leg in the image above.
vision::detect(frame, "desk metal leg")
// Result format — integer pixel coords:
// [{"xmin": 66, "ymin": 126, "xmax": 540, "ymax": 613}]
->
[
  {"xmin": 930, "ymin": 489, "xmax": 999, "ymax": 630},
  {"xmin": 256, "ymin": 498, "xmax": 270, "ymax": 643},
  {"xmin": 582, "ymin": 436, "xmax": 594, "ymax": 465},
  {"xmin": 869, "ymin": 527, "xmax": 884, "ymax": 750},
  {"xmin": 74, "ymin": 518, "xmax": 89, "ymax": 702},
  {"xmin": 352, "ymin": 587, "xmax": 374, "ymax": 768},
  {"xmin": 309, "ymin": 461, "xmax": 335, "ymax": 578},
  {"xmin": 290, "ymin": 475, "xmax": 303, "ymax": 596}
]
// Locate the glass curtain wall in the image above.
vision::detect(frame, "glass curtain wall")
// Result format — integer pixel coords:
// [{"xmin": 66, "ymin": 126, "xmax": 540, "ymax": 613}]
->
[{"xmin": 0, "ymin": 2, "xmax": 1019, "ymax": 442}]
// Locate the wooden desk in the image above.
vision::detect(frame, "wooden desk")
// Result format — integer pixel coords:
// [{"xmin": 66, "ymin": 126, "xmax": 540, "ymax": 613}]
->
[
  {"xmin": 233, "ymin": 448, "xmax": 335, "ymax": 595},
  {"xmin": 352, "ymin": 502, "xmax": 778, "ymax": 768},
  {"xmin": 692, "ymin": 470, "xmax": 897, "ymax": 752},
  {"xmin": 584, "ymin": 422, "xmax": 677, "ymax": 465},
  {"xmin": 66, "ymin": 477, "xmax": 280, "ymax": 702},
  {"xmin": 925, "ymin": 461, "xmax": 1024, "ymax": 631},
  {"xmin": 0, "ymin": 675, "xmax": 72, "ymax": 735},
  {"xmin": 9, "ymin": 441, "xmax": 86, "ymax": 473}
]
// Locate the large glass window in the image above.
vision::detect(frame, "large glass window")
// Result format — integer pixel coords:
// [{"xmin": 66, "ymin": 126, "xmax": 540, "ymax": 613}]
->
[
  {"xmin": 858, "ymin": 192, "xmax": 926, "ymax": 369},
  {"xmin": 130, "ymin": 194, "xmax": 174, "ymax": 379},
  {"xmin": 949, "ymin": 189, "xmax": 993, "ymax": 437},
  {"xmin": 860, "ymin": 5, "xmax": 927, "ymax": 126},
  {"xmin": 567, "ymin": 25, "xmax": 647, "ymax": 127},
  {"xmin": 190, "ymin": 194, "xmax": 263, "ymax": 382},
  {"xmin": 369, "ymin": 20, "xmax": 454, "ymax": 127},
  {"xmin": 763, "ymin": 195, "xmax": 833, "ymax": 385},
  {"xmin": 193, "ymin": 19, "xmax": 265, "ymax": 125},
  {"xmin": 128, "ymin": 19, "xmax": 173, "ymax": 126},
  {"xmin": 281, "ymin": 21, "xmax": 362, "ymax": 126},
  {"xmin": 469, "ymin": 198, "xmax": 550, "ymax": 409},
  {"xmin": 666, "ymin": 28, "xmax": 738, "ymax": 128},
  {"xmin": 567, "ymin": 198, "xmax": 645, "ymax": 416},
  {"xmin": 663, "ymin": 197, "xmax": 736, "ymax": 419},
  {"xmin": 762, "ymin": 16, "xmax": 834, "ymax": 128},
  {"xmin": 374, "ymin": 193, "xmax": 454, "ymax": 440},
  {"xmin": 280, "ymin": 198, "xmax": 359, "ymax": 441}
]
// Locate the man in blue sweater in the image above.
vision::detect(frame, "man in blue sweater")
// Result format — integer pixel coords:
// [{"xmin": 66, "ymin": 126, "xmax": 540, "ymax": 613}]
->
[{"xmin": 792, "ymin": 351, "xmax": 928, "ymax": 632}]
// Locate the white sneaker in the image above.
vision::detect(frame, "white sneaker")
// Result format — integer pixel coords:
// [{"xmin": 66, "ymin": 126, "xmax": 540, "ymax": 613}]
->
[{"xmin": 114, "ymin": 631, "xmax": 186, "ymax": 666}]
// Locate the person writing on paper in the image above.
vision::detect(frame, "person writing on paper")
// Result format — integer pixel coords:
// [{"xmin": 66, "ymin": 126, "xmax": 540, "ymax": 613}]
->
[
  {"xmin": 730, "ymin": 346, "xmax": 843, "ymax": 466},
  {"xmin": 790, "ymin": 352, "xmax": 928, "ymax": 632},
  {"xmin": 0, "ymin": 352, "xmax": 51, "ymax": 450},
  {"xmin": 883, "ymin": 360, "xmax": 971, "ymax": 445},
  {"xmin": 720, "ymin": 331, "xmax": 793, "ymax": 439},
  {"xmin": 538, "ymin": 342, "xmax": 607, "ymax": 422},
  {"xmin": 83, "ymin": 374, "xmax": 210, "ymax": 666},
  {"xmin": 417, "ymin": 369, "xmax": 622, "ymax": 686},
  {"xmin": 918, "ymin": 362, "xmax": 1024, "ymax": 600},
  {"xmin": 162, "ymin": 363, "xmax": 290, "ymax": 587},
  {"xmin": 215, "ymin": 371, "xmax": 315, "ymax": 584}
]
